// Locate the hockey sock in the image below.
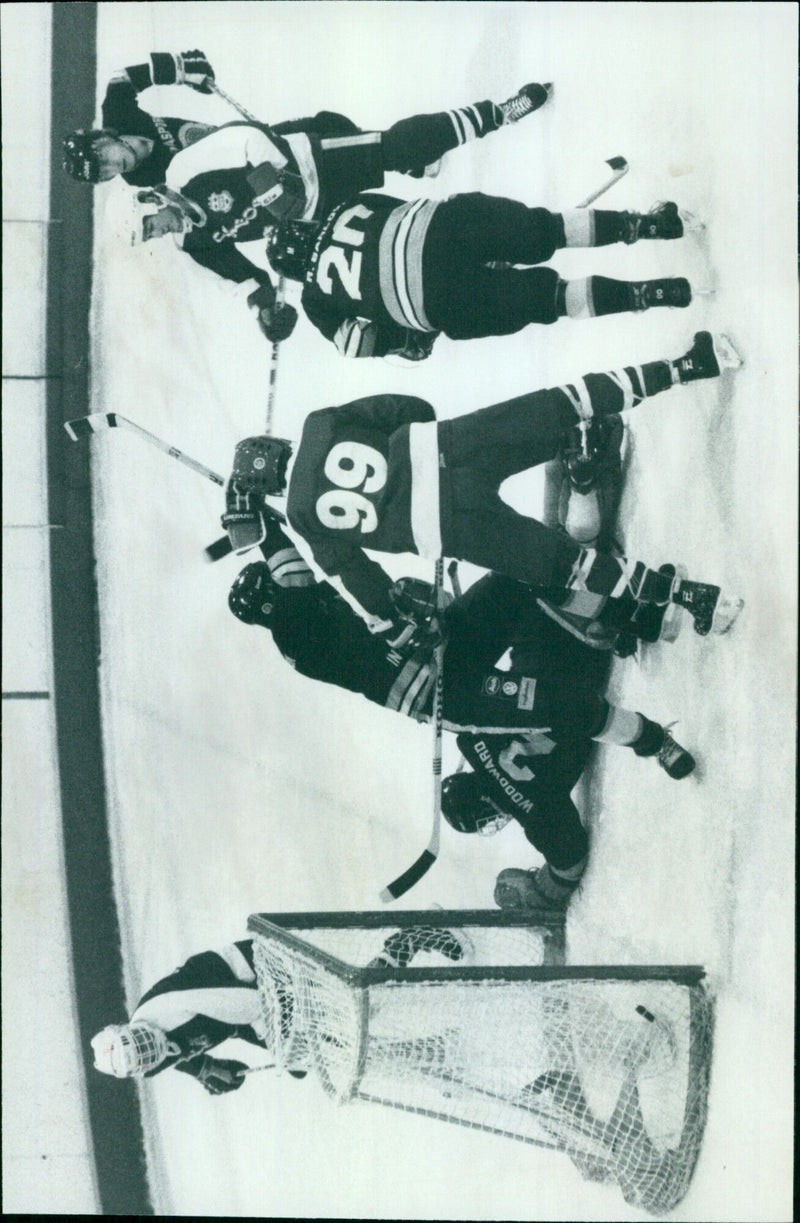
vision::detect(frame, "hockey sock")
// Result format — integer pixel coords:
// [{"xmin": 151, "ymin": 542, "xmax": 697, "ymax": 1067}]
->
[
  {"xmin": 555, "ymin": 277, "xmax": 628, "ymax": 319},
  {"xmin": 592, "ymin": 702, "xmax": 644, "ymax": 747},
  {"xmin": 383, "ymin": 100, "xmax": 503, "ymax": 173},
  {"xmin": 549, "ymin": 855, "xmax": 588, "ymax": 888},
  {"xmin": 555, "ymin": 549, "xmax": 674, "ymax": 605}
]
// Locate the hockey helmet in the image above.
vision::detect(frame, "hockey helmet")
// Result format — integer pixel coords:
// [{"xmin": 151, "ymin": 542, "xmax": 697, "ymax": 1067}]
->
[
  {"xmin": 441, "ymin": 772, "xmax": 513, "ymax": 836},
  {"xmin": 91, "ymin": 1021, "xmax": 178, "ymax": 1078},
  {"xmin": 267, "ymin": 220, "xmax": 319, "ymax": 281},
  {"xmin": 229, "ymin": 562, "xmax": 277, "ymax": 629},
  {"xmin": 62, "ymin": 130, "xmax": 108, "ymax": 182},
  {"xmin": 231, "ymin": 435, "xmax": 293, "ymax": 498}
]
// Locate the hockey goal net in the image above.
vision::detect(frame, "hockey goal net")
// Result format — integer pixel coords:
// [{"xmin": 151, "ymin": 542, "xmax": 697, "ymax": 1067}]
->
[{"xmin": 247, "ymin": 910, "xmax": 712, "ymax": 1215}]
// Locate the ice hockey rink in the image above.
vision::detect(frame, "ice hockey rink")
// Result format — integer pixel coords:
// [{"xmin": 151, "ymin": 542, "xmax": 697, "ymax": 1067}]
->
[{"xmin": 50, "ymin": 3, "xmax": 800, "ymax": 1217}]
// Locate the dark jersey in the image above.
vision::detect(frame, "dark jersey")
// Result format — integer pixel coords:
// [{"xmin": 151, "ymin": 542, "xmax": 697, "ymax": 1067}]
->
[
  {"xmin": 455, "ymin": 733, "xmax": 593, "ymax": 869},
  {"xmin": 132, "ymin": 941, "xmax": 266, "ymax": 1078},
  {"xmin": 270, "ymin": 579, "xmax": 436, "ymax": 720},
  {"xmin": 100, "ymin": 69, "xmax": 216, "ymax": 188},
  {"xmin": 286, "ymin": 395, "xmax": 437, "ymax": 626},
  {"xmin": 300, "ymin": 193, "xmax": 442, "ymax": 357}
]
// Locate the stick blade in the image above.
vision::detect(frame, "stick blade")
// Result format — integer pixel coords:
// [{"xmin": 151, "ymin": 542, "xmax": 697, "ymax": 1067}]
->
[
  {"xmin": 606, "ymin": 156, "xmax": 628, "ymax": 171},
  {"xmin": 64, "ymin": 413, "xmax": 118, "ymax": 441},
  {"xmin": 204, "ymin": 535, "xmax": 233, "ymax": 563},
  {"xmin": 380, "ymin": 849, "xmax": 437, "ymax": 903}
]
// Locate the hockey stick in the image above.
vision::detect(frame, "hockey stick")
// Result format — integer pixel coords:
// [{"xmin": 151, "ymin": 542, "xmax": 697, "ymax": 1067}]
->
[
  {"xmin": 64, "ymin": 414, "xmax": 225, "ymax": 486},
  {"xmin": 207, "ymin": 80, "xmax": 257, "ymax": 124},
  {"xmin": 381, "ymin": 558, "xmax": 445, "ymax": 902},
  {"xmin": 575, "ymin": 156, "xmax": 628, "ymax": 208},
  {"xmin": 447, "ymin": 559, "xmax": 462, "ymax": 600}
]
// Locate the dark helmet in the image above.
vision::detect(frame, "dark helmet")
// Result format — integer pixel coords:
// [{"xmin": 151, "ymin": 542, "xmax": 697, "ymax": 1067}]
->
[
  {"xmin": 441, "ymin": 772, "xmax": 513, "ymax": 836},
  {"xmin": 267, "ymin": 220, "xmax": 319, "ymax": 281},
  {"xmin": 231, "ymin": 436, "xmax": 293, "ymax": 498},
  {"xmin": 62, "ymin": 130, "xmax": 109, "ymax": 182},
  {"xmin": 228, "ymin": 562, "xmax": 277, "ymax": 629}
]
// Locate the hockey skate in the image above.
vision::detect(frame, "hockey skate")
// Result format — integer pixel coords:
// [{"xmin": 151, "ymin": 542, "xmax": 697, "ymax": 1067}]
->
[
  {"xmin": 674, "ymin": 330, "xmax": 743, "ymax": 383},
  {"xmin": 634, "ymin": 723, "xmax": 696, "ymax": 780},
  {"xmin": 622, "ymin": 201, "xmax": 705, "ymax": 244},
  {"xmin": 494, "ymin": 865, "xmax": 577, "ymax": 914},
  {"xmin": 629, "ymin": 277, "xmax": 692, "ymax": 311},
  {"xmin": 499, "ymin": 82, "xmax": 553, "ymax": 124},
  {"xmin": 671, "ymin": 577, "xmax": 744, "ymax": 636}
]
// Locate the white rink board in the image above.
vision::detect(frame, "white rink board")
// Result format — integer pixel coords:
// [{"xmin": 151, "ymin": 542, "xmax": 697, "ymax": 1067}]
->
[{"xmin": 89, "ymin": 4, "xmax": 796, "ymax": 1219}]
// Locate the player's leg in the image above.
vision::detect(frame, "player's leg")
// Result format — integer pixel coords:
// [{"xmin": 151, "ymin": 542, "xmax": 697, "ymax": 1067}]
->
[
  {"xmin": 495, "ymin": 779, "xmax": 591, "ymax": 912},
  {"xmin": 380, "ymin": 84, "xmax": 551, "ymax": 176},
  {"xmin": 561, "ymin": 201, "xmax": 703, "ymax": 249}
]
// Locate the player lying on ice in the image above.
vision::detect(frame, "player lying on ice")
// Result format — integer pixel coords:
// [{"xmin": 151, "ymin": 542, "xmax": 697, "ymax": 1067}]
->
[
  {"xmin": 229, "ymin": 496, "xmax": 711, "ymax": 783},
  {"xmin": 221, "ymin": 331, "xmax": 743, "ymax": 669},
  {"xmin": 90, "ymin": 925, "xmax": 472, "ymax": 1093}
]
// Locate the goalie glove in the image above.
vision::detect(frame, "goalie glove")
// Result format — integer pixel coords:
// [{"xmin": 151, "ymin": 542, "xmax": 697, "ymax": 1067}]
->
[
  {"xmin": 247, "ymin": 282, "xmax": 298, "ymax": 343},
  {"xmin": 148, "ymin": 50, "xmax": 215, "ymax": 93},
  {"xmin": 196, "ymin": 1056, "xmax": 248, "ymax": 1094}
]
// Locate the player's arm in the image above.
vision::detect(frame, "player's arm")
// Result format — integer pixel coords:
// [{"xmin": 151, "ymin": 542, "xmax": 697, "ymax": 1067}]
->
[
  {"xmin": 102, "ymin": 51, "xmax": 215, "ymax": 127},
  {"xmin": 175, "ymin": 1053, "xmax": 249, "ymax": 1093},
  {"xmin": 182, "ymin": 226, "xmax": 272, "ymax": 288},
  {"xmin": 310, "ymin": 541, "xmax": 397, "ymax": 631}
]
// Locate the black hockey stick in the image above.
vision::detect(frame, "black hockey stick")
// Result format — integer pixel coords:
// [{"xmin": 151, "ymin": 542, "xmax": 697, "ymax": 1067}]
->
[
  {"xmin": 381, "ymin": 558, "xmax": 445, "ymax": 902},
  {"xmin": 65, "ymin": 413, "xmax": 225, "ymax": 486}
]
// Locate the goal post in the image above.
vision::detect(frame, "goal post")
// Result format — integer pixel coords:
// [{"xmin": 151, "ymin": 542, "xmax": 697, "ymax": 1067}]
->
[{"xmin": 247, "ymin": 910, "xmax": 712, "ymax": 1215}]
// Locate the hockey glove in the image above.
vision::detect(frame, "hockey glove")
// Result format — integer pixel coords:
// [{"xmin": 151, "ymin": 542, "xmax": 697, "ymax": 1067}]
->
[
  {"xmin": 389, "ymin": 577, "xmax": 453, "ymax": 623},
  {"xmin": 389, "ymin": 329, "xmax": 439, "ymax": 363},
  {"xmin": 148, "ymin": 51, "xmax": 215, "ymax": 93},
  {"xmin": 247, "ymin": 162, "xmax": 308, "ymax": 222},
  {"xmin": 222, "ymin": 481, "xmax": 268, "ymax": 553},
  {"xmin": 247, "ymin": 284, "xmax": 298, "ymax": 343},
  {"xmin": 196, "ymin": 1056, "xmax": 248, "ymax": 1094}
]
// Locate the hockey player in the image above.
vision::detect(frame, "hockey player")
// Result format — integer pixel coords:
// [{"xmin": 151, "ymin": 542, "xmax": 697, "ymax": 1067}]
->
[
  {"xmin": 91, "ymin": 926, "xmax": 470, "ymax": 1091},
  {"xmin": 221, "ymin": 331, "xmax": 744, "ymax": 662},
  {"xmin": 62, "ymin": 50, "xmax": 220, "ymax": 187},
  {"xmin": 229, "ymin": 516, "xmax": 712, "ymax": 780},
  {"xmin": 261, "ymin": 194, "xmax": 698, "ymax": 357}
]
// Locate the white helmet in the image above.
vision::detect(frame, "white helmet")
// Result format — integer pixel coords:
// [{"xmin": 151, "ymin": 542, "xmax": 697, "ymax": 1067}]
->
[
  {"xmin": 91, "ymin": 1021, "xmax": 178, "ymax": 1078},
  {"xmin": 115, "ymin": 186, "xmax": 207, "ymax": 247}
]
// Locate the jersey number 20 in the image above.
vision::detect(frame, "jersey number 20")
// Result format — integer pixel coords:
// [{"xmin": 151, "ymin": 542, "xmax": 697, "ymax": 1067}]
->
[
  {"xmin": 316, "ymin": 440, "xmax": 387, "ymax": 533},
  {"xmin": 316, "ymin": 204, "xmax": 372, "ymax": 299}
]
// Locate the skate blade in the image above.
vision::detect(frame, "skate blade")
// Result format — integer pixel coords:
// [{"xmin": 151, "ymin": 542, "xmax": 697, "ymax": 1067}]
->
[
  {"xmin": 712, "ymin": 332, "xmax": 744, "ymax": 371},
  {"xmin": 711, "ymin": 595, "xmax": 744, "ymax": 635},
  {"xmin": 678, "ymin": 207, "xmax": 705, "ymax": 233}
]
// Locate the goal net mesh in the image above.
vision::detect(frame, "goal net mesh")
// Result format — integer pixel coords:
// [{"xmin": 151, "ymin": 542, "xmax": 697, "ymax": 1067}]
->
[{"xmin": 248, "ymin": 911, "xmax": 712, "ymax": 1215}]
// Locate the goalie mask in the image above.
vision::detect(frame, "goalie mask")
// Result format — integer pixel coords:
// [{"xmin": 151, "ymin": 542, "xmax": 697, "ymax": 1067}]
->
[
  {"xmin": 441, "ymin": 771, "xmax": 513, "ymax": 836},
  {"xmin": 91, "ymin": 1021, "xmax": 179, "ymax": 1078},
  {"xmin": 267, "ymin": 220, "xmax": 319, "ymax": 282},
  {"xmin": 229, "ymin": 562, "xmax": 277, "ymax": 629},
  {"xmin": 122, "ymin": 186, "xmax": 207, "ymax": 248}
]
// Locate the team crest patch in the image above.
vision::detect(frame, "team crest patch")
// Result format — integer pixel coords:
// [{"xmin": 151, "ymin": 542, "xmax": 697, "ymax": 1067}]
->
[
  {"xmin": 483, "ymin": 676, "xmax": 501, "ymax": 696},
  {"xmin": 208, "ymin": 190, "xmax": 234, "ymax": 213},
  {"xmin": 502, "ymin": 680, "xmax": 518, "ymax": 697}
]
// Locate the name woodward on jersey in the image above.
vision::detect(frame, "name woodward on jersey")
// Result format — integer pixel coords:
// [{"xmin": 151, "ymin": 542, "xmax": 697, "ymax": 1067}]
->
[{"xmin": 471, "ymin": 739, "xmax": 535, "ymax": 815}]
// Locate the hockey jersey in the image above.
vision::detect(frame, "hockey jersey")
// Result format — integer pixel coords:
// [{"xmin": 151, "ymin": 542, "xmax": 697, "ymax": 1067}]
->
[
  {"xmin": 100, "ymin": 65, "xmax": 216, "ymax": 188},
  {"xmin": 299, "ymin": 193, "xmax": 443, "ymax": 358},
  {"xmin": 456, "ymin": 732, "xmax": 592, "ymax": 867},
  {"xmin": 285, "ymin": 394, "xmax": 439, "ymax": 626},
  {"xmin": 166, "ymin": 114, "xmax": 379, "ymax": 286},
  {"xmin": 268, "ymin": 574, "xmax": 436, "ymax": 721},
  {"xmin": 131, "ymin": 941, "xmax": 270, "ymax": 1079}
]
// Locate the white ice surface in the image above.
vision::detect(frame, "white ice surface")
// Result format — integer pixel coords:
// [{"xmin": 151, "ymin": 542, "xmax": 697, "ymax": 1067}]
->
[{"xmin": 89, "ymin": 4, "xmax": 796, "ymax": 1218}]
